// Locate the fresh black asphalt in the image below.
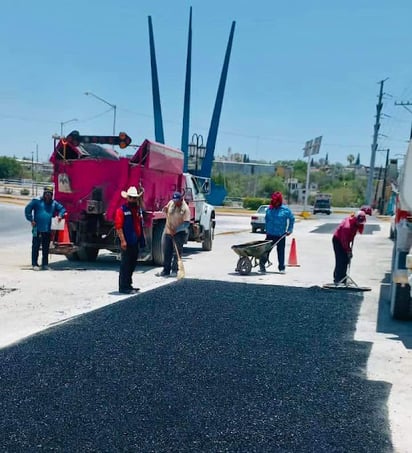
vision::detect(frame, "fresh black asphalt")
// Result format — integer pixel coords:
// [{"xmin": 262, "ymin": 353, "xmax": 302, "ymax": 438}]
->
[{"xmin": 0, "ymin": 280, "xmax": 392, "ymax": 452}]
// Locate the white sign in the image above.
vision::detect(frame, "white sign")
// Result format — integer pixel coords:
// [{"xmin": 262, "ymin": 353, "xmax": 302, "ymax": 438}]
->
[{"xmin": 303, "ymin": 136, "xmax": 322, "ymax": 157}]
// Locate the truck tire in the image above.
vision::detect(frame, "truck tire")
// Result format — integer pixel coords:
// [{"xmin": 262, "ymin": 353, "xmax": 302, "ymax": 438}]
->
[
  {"xmin": 202, "ymin": 224, "xmax": 214, "ymax": 251},
  {"xmin": 66, "ymin": 251, "xmax": 80, "ymax": 261},
  {"xmin": 390, "ymin": 282, "xmax": 412, "ymax": 320},
  {"xmin": 77, "ymin": 246, "xmax": 99, "ymax": 262},
  {"xmin": 152, "ymin": 222, "xmax": 165, "ymax": 265}
]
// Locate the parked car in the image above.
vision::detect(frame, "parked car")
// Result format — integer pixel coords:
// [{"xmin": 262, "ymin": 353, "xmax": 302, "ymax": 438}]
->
[
  {"xmin": 360, "ymin": 205, "xmax": 373, "ymax": 216},
  {"xmin": 251, "ymin": 205, "xmax": 269, "ymax": 233},
  {"xmin": 313, "ymin": 198, "xmax": 331, "ymax": 215}
]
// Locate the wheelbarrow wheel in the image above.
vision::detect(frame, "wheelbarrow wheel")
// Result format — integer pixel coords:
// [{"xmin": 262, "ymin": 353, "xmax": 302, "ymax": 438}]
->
[{"xmin": 236, "ymin": 256, "xmax": 252, "ymax": 275}]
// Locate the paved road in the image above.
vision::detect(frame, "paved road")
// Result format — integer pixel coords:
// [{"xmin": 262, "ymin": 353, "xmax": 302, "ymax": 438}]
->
[
  {"xmin": 0, "ymin": 280, "xmax": 392, "ymax": 452},
  {"xmin": 0, "ymin": 203, "xmax": 411, "ymax": 452}
]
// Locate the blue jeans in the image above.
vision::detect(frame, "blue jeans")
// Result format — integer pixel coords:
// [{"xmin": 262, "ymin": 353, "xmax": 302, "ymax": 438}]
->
[
  {"xmin": 32, "ymin": 231, "xmax": 51, "ymax": 267},
  {"xmin": 260, "ymin": 234, "xmax": 286, "ymax": 271},
  {"xmin": 162, "ymin": 231, "xmax": 185, "ymax": 274}
]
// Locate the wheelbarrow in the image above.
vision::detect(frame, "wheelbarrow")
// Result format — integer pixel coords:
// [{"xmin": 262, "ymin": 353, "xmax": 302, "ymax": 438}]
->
[{"xmin": 231, "ymin": 235, "xmax": 286, "ymax": 275}]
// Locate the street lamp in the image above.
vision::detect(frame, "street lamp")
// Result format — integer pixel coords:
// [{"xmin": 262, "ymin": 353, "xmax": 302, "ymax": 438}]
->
[
  {"xmin": 60, "ymin": 118, "xmax": 78, "ymax": 137},
  {"xmin": 188, "ymin": 133, "xmax": 206, "ymax": 174},
  {"xmin": 84, "ymin": 91, "xmax": 117, "ymax": 136}
]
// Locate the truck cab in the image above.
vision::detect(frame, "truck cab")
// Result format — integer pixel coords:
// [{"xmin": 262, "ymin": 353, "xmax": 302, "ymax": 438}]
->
[
  {"xmin": 313, "ymin": 194, "xmax": 332, "ymax": 215},
  {"xmin": 183, "ymin": 173, "xmax": 215, "ymax": 251}
]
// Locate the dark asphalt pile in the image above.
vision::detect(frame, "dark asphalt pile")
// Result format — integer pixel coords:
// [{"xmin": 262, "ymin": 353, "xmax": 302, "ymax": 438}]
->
[{"xmin": 0, "ymin": 280, "xmax": 392, "ymax": 452}]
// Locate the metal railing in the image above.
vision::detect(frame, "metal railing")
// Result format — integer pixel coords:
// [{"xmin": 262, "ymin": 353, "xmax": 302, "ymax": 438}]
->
[{"xmin": 0, "ymin": 179, "xmax": 53, "ymax": 198}]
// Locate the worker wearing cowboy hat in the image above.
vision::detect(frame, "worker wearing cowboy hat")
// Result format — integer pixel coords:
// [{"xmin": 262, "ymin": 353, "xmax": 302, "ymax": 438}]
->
[
  {"xmin": 114, "ymin": 186, "xmax": 145, "ymax": 294},
  {"xmin": 24, "ymin": 185, "xmax": 66, "ymax": 270},
  {"xmin": 332, "ymin": 210, "xmax": 366, "ymax": 285},
  {"xmin": 156, "ymin": 191, "xmax": 190, "ymax": 277}
]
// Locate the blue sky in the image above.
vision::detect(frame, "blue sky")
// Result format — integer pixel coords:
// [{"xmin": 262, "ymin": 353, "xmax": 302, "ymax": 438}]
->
[{"xmin": 1, "ymin": 0, "xmax": 411, "ymax": 166}]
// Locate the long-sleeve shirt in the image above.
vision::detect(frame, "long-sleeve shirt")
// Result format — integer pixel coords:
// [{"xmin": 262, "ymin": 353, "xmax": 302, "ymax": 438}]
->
[
  {"xmin": 333, "ymin": 216, "xmax": 362, "ymax": 252},
  {"xmin": 24, "ymin": 197, "xmax": 66, "ymax": 233},
  {"xmin": 265, "ymin": 204, "xmax": 295, "ymax": 236}
]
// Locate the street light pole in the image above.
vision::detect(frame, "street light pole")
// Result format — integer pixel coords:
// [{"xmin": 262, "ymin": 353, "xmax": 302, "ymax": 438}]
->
[
  {"xmin": 60, "ymin": 118, "xmax": 78, "ymax": 137},
  {"xmin": 84, "ymin": 91, "xmax": 117, "ymax": 136}
]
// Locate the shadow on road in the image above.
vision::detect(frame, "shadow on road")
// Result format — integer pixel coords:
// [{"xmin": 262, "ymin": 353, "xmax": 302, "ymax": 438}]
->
[{"xmin": 376, "ymin": 272, "xmax": 412, "ymax": 349}]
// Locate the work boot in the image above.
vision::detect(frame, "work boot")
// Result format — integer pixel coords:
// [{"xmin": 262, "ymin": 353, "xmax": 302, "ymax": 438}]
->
[{"xmin": 156, "ymin": 270, "xmax": 170, "ymax": 277}]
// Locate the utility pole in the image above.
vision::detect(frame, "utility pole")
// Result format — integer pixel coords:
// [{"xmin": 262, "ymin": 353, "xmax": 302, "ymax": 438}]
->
[{"xmin": 366, "ymin": 79, "xmax": 387, "ymax": 206}]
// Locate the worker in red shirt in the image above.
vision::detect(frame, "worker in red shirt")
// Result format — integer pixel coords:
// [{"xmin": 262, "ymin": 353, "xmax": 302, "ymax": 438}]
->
[
  {"xmin": 332, "ymin": 211, "xmax": 366, "ymax": 285},
  {"xmin": 115, "ymin": 186, "xmax": 145, "ymax": 294}
]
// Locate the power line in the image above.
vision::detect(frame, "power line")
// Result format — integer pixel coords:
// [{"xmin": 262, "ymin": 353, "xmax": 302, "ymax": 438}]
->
[{"xmin": 394, "ymin": 101, "xmax": 412, "ymax": 139}]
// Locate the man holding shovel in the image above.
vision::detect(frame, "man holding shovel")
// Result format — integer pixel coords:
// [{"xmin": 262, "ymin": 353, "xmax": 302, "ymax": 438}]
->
[
  {"xmin": 157, "ymin": 192, "xmax": 190, "ymax": 278},
  {"xmin": 332, "ymin": 210, "xmax": 366, "ymax": 285}
]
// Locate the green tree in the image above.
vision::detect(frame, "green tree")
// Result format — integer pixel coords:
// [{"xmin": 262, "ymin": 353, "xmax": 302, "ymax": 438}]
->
[
  {"xmin": 0, "ymin": 156, "xmax": 23, "ymax": 179},
  {"xmin": 347, "ymin": 154, "xmax": 355, "ymax": 166}
]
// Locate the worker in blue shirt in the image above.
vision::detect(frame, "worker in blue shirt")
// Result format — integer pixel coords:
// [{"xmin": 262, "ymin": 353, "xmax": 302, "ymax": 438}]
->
[
  {"xmin": 24, "ymin": 186, "xmax": 66, "ymax": 270},
  {"xmin": 259, "ymin": 191, "xmax": 295, "ymax": 274}
]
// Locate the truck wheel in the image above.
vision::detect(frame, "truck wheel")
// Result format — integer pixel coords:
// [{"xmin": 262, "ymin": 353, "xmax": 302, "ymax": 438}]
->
[
  {"xmin": 77, "ymin": 247, "xmax": 99, "ymax": 262},
  {"xmin": 152, "ymin": 222, "xmax": 165, "ymax": 265},
  {"xmin": 202, "ymin": 226, "xmax": 213, "ymax": 251},
  {"xmin": 66, "ymin": 252, "xmax": 80, "ymax": 261},
  {"xmin": 390, "ymin": 282, "xmax": 412, "ymax": 320}
]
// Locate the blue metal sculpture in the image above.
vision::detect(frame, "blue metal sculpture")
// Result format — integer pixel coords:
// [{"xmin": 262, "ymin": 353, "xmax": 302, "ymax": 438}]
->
[
  {"xmin": 148, "ymin": 11, "xmax": 235, "ymax": 179},
  {"xmin": 181, "ymin": 7, "xmax": 192, "ymax": 172},
  {"xmin": 201, "ymin": 21, "xmax": 236, "ymax": 178},
  {"xmin": 148, "ymin": 16, "xmax": 165, "ymax": 144}
]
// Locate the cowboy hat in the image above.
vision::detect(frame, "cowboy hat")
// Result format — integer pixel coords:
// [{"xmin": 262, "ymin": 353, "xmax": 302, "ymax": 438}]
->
[{"xmin": 121, "ymin": 186, "xmax": 140, "ymax": 198}]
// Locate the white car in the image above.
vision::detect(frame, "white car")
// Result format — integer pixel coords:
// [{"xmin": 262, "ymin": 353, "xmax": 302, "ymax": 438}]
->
[{"xmin": 250, "ymin": 205, "xmax": 269, "ymax": 233}]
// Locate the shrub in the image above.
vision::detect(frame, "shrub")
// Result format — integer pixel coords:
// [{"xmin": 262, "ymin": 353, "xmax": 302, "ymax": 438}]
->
[
  {"xmin": 20, "ymin": 188, "xmax": 30, "ymax": 196},
  {"xmin": 243, "ymin": 197, "xmax": 270, "ymax": 210}
]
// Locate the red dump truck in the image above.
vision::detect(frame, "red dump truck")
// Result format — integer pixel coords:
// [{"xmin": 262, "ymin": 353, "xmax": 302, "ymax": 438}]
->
[
  {"xmin": 390, "ymin": 139, "xmax": 412, "ymax": 319},
  {"xmin": 49, "ymin": 132, "xmax": 215, "ymax": 265}
]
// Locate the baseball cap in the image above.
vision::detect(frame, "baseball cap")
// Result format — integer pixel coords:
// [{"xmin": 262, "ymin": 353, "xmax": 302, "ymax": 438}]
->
[
  {"xmin": 356, "ymin": 210, "xmax": 367, "ymax": 224},
  {"xmin": 172, "ymin": 192, "xmax": 182, "ymax": 201}
]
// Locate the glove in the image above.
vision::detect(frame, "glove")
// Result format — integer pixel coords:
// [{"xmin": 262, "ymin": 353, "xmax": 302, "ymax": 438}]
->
[{"xmin": 347, "ymin": 251, "xmax": 353, "ymax": 260}]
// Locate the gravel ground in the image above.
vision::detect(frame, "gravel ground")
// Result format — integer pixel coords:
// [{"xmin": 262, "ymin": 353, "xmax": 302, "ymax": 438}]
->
[{"xmin": 0, "ymin": 279, "xmax": 392, "ymax": 452}]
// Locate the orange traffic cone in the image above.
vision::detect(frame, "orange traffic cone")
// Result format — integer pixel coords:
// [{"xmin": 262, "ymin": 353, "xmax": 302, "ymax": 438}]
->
[
  {"xmin": 287, "ymin": 238, "xmax": 300, "ymax": 267},
  {"xmin": 56, "ymin": 217, "xmax": 71, "ymax": 245}
]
